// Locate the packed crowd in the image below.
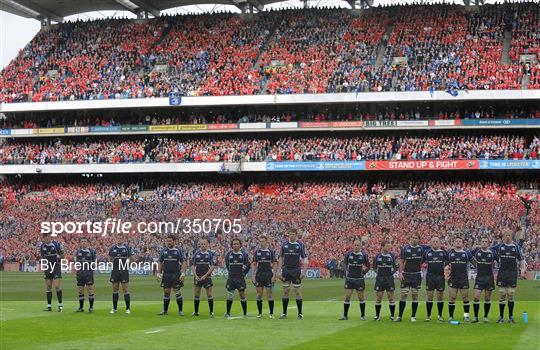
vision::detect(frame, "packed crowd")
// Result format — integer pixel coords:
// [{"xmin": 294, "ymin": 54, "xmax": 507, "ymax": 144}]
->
[
  {"xmin": 0, "ymin": 179, "xmax": 538, "ymax": 271},
  {"xmin": 1, "ymin": 2, "xmax": 538, "ymax": 103},
  {"xmin": 0, "ymin": 18, "xmax": 167, "ymax": 103},
  {"xmin": 1, "ymin": 134, "xmax": 538, "ymax": 164},
  {"xmin": 2, "ymin": 106, "xmax": 539, "ymax": 130},
  {"xmin": 381, "ymin": 4, "xmax": 522, "ymax": 91}
]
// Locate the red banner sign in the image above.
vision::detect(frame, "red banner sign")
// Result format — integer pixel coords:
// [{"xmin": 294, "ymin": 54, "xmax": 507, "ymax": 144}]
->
[
  {"xmin": 207, "ymin": 123, "xmax": 238, "ymax": 130},
  {"xmin": 331, "ymin": 121, "xmax": 363, "ymax": 127},
  {"xmin": 365, "ymin": 160, "xmax": 479, "ymax": 171},
  {"xmin": 299, "ymin": 121, "xmax": 363, "ymax": 128}
]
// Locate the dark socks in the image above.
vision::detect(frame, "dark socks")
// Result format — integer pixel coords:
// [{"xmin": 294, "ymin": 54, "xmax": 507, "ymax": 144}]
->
[
  {"xmin": 176, "ymin": 294, "xmax": 183, "ymax": 312},
  {"xmin": 282, "ymin": 298, "xmax": 289, "ymax": 315},
  {"xmin": 56, "ymin": 289, "xmax": 62, "ymax": 304},
  {"xmin": 437, "ymin": 301, "xmax": 444, "ymax": 317},
  {"xmin": 398, "ymin": 300, "xmax": 406, "ymax": 318},
  {"xmin": 426, "ymin": 301, "xmax": 433, "ymax": 317},
  {"xmin": 226, "ymin": 299, "xmax": 233, "ymax": 314},
  {"xmin": 124, "ymin": 293, "xmax": 130, "ymax": 310},
  {"xmin": 163, "ymin": 297, "xmax": 170, "ymax": 312},
  {"xmin": 344, "ymin": 301, "xmax": 350, "ymax": 317},
  {"xmin": 449, "ymin": 302, "xmax": 455, "ymax": 318},
  {"xmin": 46, "ymin": 291, "xmax": 52, "ymax": 305},
  {"xmin": 89, "ymin": 294, "xmax": 94, "ymax": 309},
  {"xmin": 411, "ymin": 301, "xmax": 418, "ymax": 317},
  {"xmin": 257, "ymin": 299, "xmax": 263, "ymax": 315},
  {"xmin": 79, "ymin": 294, "xmax": 84, "ymax": 309},
  {"xmin": 473, "ymin": 301, "xmax": 480, "ymax": 318},
  {"xmin": 194, "ymin": 298, "xmax": 200, "ymax": 313},
  {"xmin": 464, "ymin": 301, "xmax": 470, "ymax": 314},
  {"xmin": 499, "ymin": 302, "xmax": 505, "ymax": 318},
  {"xmin": 241, "ymin": 298, "xmax": 247, "ymax": 315},
  {"xmin": 268, "ymin": 299, "xmax": 274, "ymax": 315},
  {"xmin": 208, "ymin": 297, "xmax": 214, "ymax": 313},
  {"xmin": 508, "ymin": 301, "xmax": 514, "ymax": 318},
  {"xmin": 389, "ymin": 302, "xmax": 395, "ymax": 317},
  {"xmin": 359, "ymin": 301, "xmax": 365, "ymax": 317},
  {"xmin": 113, "ymin": 292, "xmax": 119, "ymax": 310},
  {"xmin": 296, "ymin": 299, "xmax": 303, "ymax": 315},
  {"xmin": 484, "ymin": 301, "xmax": 491, "ymax": 318},
  {"xmin": 375, "ymin": 303, "xmax": 381, "ymax": 318}
]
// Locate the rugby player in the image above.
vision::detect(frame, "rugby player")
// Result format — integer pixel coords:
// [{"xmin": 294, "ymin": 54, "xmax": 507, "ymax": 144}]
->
[
  {"xmin": 157, "ymin": 235, "xmax": 187, "ymax": 316},
  {"xmin": 224, "ymin": 238, "xmax": 250, "ymax": 318},
  {"xmin": 422, "ymin": 237, "xmax": 447, "ymax": 322},
  {"xmin": 74, "ymin": 237, "xmax": 97, "ymax": 312},
  {"xmin": 372, "ymin": 240, "xmax": 399, "ymax": 321},
  {"xmin": 191, "ymin": 238, "xmax": 217, "ymax": 317},
  {"xmin": 471, "ymin": 237, "xmax": 498, "ymax": 323},
  {"xmin": 339, "ymin": 239, "xmax": 370, "ymax": 320},
  {"xmin": 109, "ymin": 236, "xmax": 134, "ymax": 314},
  {"xmin": 396, "ymin": 234, "xmax": 427, "ymax": 322},
  {"xmin": 251, "ymin": 235, "xmax": 278, "ymax": 319},
  {"xmin": 492, "ymin": 231, "xmax": 523, "ymax": 323},
  {"xmin": 40, "ymin": 233, "xmax": 64, "ymax": 312},
  {"xmin": 279, "ymin": 229, "xmax": 307, "ymax": 320},
  {"xmin": 447, "ymin": 237, "xmax": 473, "ymax": 322}
]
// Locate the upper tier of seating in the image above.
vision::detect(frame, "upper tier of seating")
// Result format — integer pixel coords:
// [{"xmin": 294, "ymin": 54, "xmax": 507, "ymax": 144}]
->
[{"xmin": 1, "ymin": 2, "xmax": 538, "ymax": 103}]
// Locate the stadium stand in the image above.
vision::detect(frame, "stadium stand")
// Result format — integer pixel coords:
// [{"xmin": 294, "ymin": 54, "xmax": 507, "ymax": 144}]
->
[
  {"xmin": 1, "ymin": 134, "xmax": 538, "ymax": 164},
  {"xmin": 1, "ymin": 2, "xmax": 538, "ymax": 103},
  {"xmin": 0, "ymin": 0, "xmax": 538, "ymax": 289},
  {"xmin": 2, "ymin": 105, "xmax": 538, "ymax": 129},
  {"xmin": 0, "ymin": 178, "xmax": 538, "ymax": 269}
]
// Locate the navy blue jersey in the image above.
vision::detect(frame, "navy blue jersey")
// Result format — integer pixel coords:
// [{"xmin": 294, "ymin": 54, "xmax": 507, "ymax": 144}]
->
[
  {"xmin": 225, "ymin": 250, "xmax": 250, "ymax": 278},
  {"xmin": 192, "ymin": 250, "xmax": 217, "ymax": 276},
  {"xmin": 159, "ymin": 247, "xmax": 185, "ymax": 274},
  {"xmin": 108, "ymin": 244, "xmax": 134, "ymax": 271},
  {"xmin": 400, "ymin": 244, "xmax": 427, "ymax": 273},
  {"xmin": 75, "ymin": 248, "xmax": 97, "ymax": 271},
  {"xmin": 40, "ymin": 241, "xmax": 63, "ymax": 263},
  {"xmin": 280, "ymin": 241, "xmax": 307, "ymax": 269},
  {"xmin": 423, "ymin": 249, "xmax": 447, "ymax": 276},
  {"xmin": 372, "ymin": 253, "xmax": 398, "ymax": 277},
  {"xmin": 253, "ymin": 249, "xmax": 276, "ymax": 273},
  {"xmin": 344, "ymin": 250, "xmax": 370, "ymax": 279},
  {"xmin": 491, "ymin": 243, "xmax": 522, "ymax": 272},
  {"xmin": 472, "ymin": 248, "xmax": 498, "ymax": 277},
  {"xmin": 448, "ymin": 249, "xmax": 473, "ymax": 280}
]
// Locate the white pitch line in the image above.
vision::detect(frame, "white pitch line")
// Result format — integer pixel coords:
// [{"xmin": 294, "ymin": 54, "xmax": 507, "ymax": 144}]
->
[{"xmin": 145, "ymin": 329, "xmax": 164, "ymax": 334}]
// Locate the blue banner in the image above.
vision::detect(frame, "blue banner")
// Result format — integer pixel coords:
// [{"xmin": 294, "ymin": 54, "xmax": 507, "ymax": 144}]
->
[
  {"xmin": 305, "ymin": 268, "xmax": 321, "ymax": 278},
  {"xmin": 266, "ymin": 161, "xmax": 366, "ymax": 171},
  {"xmin": 479, "ymin": 159, "xmax": 540, "ymax": 169},
  {"xmin": 265, "ymin": 160, "xmax": 538, "ymax": 171},
  {"xmin": 461, "ymin": 119, "xmax": 540, "ymax": 126},
  {"xmin": 0, "ymin": 129, "xmax": 10, "ymax": 135},
  {"xmin": 169, "ymin": 93, "xmax": 182, "ymax": 106},
  {"xmin": 89, "ymin": 126, "xmax": 122, "ymax": 132}
]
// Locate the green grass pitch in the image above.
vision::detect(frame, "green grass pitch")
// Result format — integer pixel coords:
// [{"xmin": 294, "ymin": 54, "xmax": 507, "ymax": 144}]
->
[{"xmin": 1, "ymin": 272, "xmax": 539, "ymax": 350}]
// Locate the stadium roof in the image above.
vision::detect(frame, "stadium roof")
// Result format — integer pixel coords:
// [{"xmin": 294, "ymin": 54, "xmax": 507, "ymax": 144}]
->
[{"xmin": 0, "ymin": 0, "xmax": 312, "ymax": 21}]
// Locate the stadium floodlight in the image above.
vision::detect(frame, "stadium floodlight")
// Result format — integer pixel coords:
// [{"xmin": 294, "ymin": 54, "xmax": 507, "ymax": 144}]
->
[
  {"xmin": 115, "ymin": 0, "xmax": 140, "ymax": 11},
  {"xmin": 2, "ymin": 0, "xmax": 40, "ymax": 18}
]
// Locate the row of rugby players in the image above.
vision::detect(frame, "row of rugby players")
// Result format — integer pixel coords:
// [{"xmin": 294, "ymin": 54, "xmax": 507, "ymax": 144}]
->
[{"xmin": 39, "ymin": 229, "xmax": 523, "ymax": 323}]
